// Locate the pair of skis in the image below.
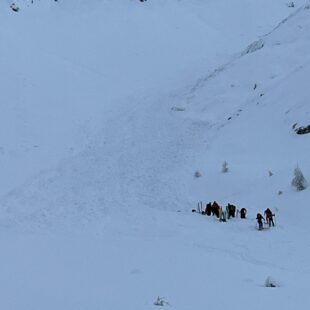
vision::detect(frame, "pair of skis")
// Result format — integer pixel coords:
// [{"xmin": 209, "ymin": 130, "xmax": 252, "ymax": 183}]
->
[
  {"xmin": 197, "ymin": 201, "xmax": 203, "ymax": 214},
  {"xmin": 257, "ymin": 219, "xmax": 276, "ymax": 231}
]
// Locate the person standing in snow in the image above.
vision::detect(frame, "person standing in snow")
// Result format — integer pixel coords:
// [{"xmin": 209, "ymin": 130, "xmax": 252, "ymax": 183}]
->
[
  {"xmin": 211, "ymin": 201, "xmax": 220, "ymax": 218},
  {"xmin": 205, "ymin": 202, "xmax": 212, "ymax": 216},
  {"xmin": 264, "ymin": 208, "xmax": 275, "ymax": 227},
  {"xmin": 227, "ymin": 203, "xmax": 236, "ymax": 219},
  {"xmin": 256, "ymin": 213, "xmax": 265, "ymax": 230},
  {"xmin": 239, "ymin": 208, "xmax": 247, "ymax": 219}
]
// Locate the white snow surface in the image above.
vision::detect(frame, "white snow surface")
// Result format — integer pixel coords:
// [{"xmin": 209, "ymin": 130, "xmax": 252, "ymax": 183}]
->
[{"xmin": 0, "ymin": 0, "xmax": 310, "ymax": 309}]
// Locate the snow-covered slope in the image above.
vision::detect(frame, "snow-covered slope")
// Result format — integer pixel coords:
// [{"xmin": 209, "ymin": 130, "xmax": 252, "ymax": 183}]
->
[
  {"xmin": 0, "ymin": 1, "xmax": 310, "ymax": 309},
  {"xmin": 0, "ymin": 0, "xmax": 303, "ymax": 196}
]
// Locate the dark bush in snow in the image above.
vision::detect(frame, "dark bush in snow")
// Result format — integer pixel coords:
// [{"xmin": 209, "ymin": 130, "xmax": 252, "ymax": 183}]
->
[
  {"xmin": 265, "ymin": 276, "xmax": 278, "ymax": 287},
  {"xmin": 222, "ymin": 161, "xmax": 229, "ymax": 173},
  {"xmin": 194, "ymin": 170, "xmax": 202, "ymax": 178}
]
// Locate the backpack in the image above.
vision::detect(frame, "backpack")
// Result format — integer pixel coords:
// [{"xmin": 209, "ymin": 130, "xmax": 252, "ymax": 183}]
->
[{"xmin": 265, "ymin": 209, "xmax": 272, "ymax": 218}]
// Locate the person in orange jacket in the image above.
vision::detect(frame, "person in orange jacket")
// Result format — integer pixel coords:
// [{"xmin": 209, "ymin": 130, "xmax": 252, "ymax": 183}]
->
[{"xmin": 264, "ymin": 208, "xmax": 275, "ymax": 227}]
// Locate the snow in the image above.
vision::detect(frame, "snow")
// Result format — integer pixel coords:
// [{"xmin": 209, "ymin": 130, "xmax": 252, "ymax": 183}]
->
[{"xmin": 0, "ymin": 0, "xmax": 310, "ymax": 309}]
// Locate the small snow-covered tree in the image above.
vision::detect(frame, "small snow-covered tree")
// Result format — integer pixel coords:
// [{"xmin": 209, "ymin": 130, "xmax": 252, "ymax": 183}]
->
[
  {"xmin": 268, "ymin": 170, "xmax": 273, "ymax": 177},
  {"xmin": 291, "ymin": 166, "xmax": 307, "ymax": 191},
  {"xmin": 154, "ymin": 297, "xmax": 169, "ymax": 306},
  {"xmin": 222, "ymin": 161, "xmax": 229, "ymax": 173}
]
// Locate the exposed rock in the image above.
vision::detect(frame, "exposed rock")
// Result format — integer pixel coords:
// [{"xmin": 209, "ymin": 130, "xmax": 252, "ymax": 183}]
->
[
  {"xmin": 10, "ymin": 3, "xmax": 20, "ymax": 12},
  {"xmin": 295, "ymin": 125, "xmax": 310, "ymax": 135},
  {"xmin": 241, "ymin": 39, "xmax": 264, "ymax": 56}
]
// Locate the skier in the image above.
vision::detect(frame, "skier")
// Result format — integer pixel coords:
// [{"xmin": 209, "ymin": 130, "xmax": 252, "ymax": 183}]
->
[
  {"xmin": 256, "ymin": 213, "xmax": 265, "ymax": 230},
  {"xmin": 264, "ymin": 208, "xmax": 275, "ymax": 227},
  {"xmin": 240, "ymin": 208, "xmax": 247, "ymax": 219}
]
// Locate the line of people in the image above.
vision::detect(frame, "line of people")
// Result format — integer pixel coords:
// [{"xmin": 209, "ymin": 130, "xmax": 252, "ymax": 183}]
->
[
  {"xmin": 198, "ymin": 201, "xmax": 275, "ymax": 230},
  {"xmin": 201, "ymin": 201, "xmax": 247, "ymax": 222}
]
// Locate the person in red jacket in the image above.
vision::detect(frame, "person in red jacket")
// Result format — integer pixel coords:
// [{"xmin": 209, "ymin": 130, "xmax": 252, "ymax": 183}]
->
[
  {"xmin": 211, "ymin": 201, "xmax": 220, "ymax": 218},
  {"xmin": 256, "ymin": 213, "xmax": 265, "ymax": 230},
  {"xmin": 264, "ymin": 208, "xmax": 275, "ymax": 227}
]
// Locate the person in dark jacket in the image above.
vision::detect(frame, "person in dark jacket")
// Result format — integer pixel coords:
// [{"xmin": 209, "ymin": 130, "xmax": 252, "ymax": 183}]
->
[
  {"xmin": 256, "ymin": 213, "xmax": 265, "ymax": 230},
  {"xmin": 240, "ymin": 208, "xmax": 247, "ymax": 219},
  {"xmin": 205, "ymin": 202, "xmax": 212, "ymax": 216},
  {"xmin": 227, "ymin": 203, "xmax": 236, "ymax": 219}
]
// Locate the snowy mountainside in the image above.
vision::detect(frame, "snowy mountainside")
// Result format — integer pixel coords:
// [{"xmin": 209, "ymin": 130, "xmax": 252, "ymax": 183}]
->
[
  {"xmin": 0, "ymin": 0, "xmax": 304, "ymax": 197},
  {"xmin": 185, "ymin": 4, "xmax": 310, "ymax": 217},
  {"xmin": 0, "ymin": 1, "xmax": 310, "ymax": 310},
  {"xmin": 1, "ymin": 1, "xmax": 309, "ymax": 229}
]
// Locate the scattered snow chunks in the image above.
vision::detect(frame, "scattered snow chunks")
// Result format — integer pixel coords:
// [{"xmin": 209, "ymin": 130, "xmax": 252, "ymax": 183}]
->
[
  {"xmin": 265, "ymin": 276, "xmax": 278, "ymax": 288},
  {"xmin": 291, "ymin": 166, "xmax": 308, "ymax": 191},
  {"xmin": 241, "ymin": 39, "xmax": 264, "ymax": 56}
]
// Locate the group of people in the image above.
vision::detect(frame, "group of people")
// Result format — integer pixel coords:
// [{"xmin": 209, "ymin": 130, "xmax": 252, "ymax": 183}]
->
[
  {"xmin": 256, "ymin": 208, "xmax": 275, "ymax": 230},
  {"xmin": 201, "ymin": 201, "xmax": 247, "ymax": 222},
  {"xmin": 197, "ymin": 201, "xmax": 275, "ymax": 230}
]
